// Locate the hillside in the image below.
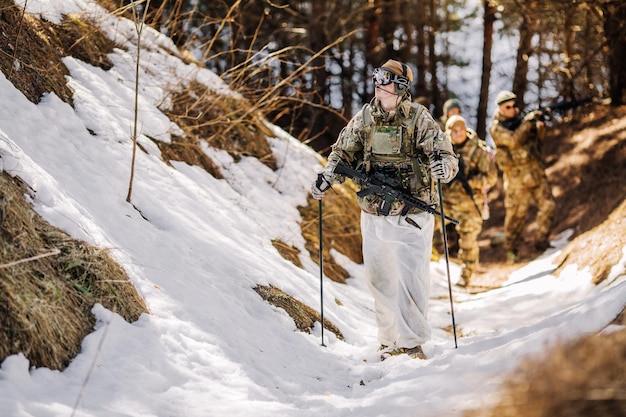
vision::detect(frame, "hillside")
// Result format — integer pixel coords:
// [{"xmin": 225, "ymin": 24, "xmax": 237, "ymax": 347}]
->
[{"xmin": 0, "ymin": 1, "xmax": 625, "ymax": 417}]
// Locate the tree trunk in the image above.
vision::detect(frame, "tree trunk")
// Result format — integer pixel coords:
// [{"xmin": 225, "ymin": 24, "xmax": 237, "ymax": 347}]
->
[
  {"xmin": 512, "ymin": 9, "xmax": 533, "ymax": 109},
  {"xmin": 602, "ymin": 0, "xmax": 626, "ymax": 105},
  {"xmin": 477, "ymin": 0, "xmax": 495, "ymax": 139},
  {"xmin": 307, "ymin": 0, "xmax": 330, "ymax": 150},
  {"xmin": 561, "ymin": 9, "xmax": 576, "ymax": 101},
  {"xmin": 364, "ymin": 0, "xmax": 381, "ymax": 65},
  {"xmin": 399, "ymin": 0, "xmax": 414, "ymax": 64},
  {"xmin": 415, "ymin": 0, "xmax": 428, "ymax": 98},
  {"xmin": 429, "ymin": 0, "xmax": 441, "ymax": 115}
]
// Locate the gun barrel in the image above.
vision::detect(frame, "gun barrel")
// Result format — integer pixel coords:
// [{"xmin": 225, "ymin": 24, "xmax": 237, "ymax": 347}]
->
[{"xmin": 547, "ymin": 96, "xmax": 593, "ymax": 112}]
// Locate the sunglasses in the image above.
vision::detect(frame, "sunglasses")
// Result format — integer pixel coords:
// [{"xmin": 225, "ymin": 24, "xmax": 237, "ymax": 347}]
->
[
  {"xmin": 372, "ymin": 67, "xmax": 409, "ymax": 89},
  {"xmin": 504, "ymin": 104, "xmax": 516, "ymax": 109}
]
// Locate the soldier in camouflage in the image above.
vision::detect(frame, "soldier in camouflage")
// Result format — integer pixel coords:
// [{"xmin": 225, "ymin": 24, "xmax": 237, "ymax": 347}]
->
[
  {"xmin": 311, "ymin": 60, "xmax": 458, "ymax": 360},
  {"xmin": 438, "ymin": 98, "xmax": 462, "ymax": 130},
  {"xmin": 439, "ymin": 115, "xmax": 497, "ymax": 287},
  {"xmin": 489, "ymin": 91, "xmax": 556, "ymax": 262}
]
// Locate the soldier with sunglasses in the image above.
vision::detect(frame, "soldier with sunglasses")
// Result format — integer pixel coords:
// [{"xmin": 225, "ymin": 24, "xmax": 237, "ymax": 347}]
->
[
  {"xmin": 489, "ymin": 91, "xmax": 556, "ymax": 263},
  {"xmin": 311, "ymin": 60, "xmax": 458, "ymax": 360}
]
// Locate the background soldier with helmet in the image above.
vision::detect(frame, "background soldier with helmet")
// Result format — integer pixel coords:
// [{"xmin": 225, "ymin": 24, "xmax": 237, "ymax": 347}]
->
[
  {"xmin": 489, "ymin": 91, "xmax": 556, "ymax": 263},
  {"xmin": 439, "ymin": 115, "xmax": 497, "ymax": 287},
  {"xmin": 439, "ymin": 98, "xmax": 462, "ymax": 130}
]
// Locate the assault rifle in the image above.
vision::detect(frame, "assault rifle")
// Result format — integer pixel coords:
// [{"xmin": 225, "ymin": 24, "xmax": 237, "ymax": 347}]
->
[
  {"xmin": 500, "ymin": 96, "xmax": 593, "ymax": 131},
  {"xmin": 332, "ymin": 161, "xmax": 459, "ymax": 225},
  {"xmin": 451, "ymin": 156, "xmax": 482, "ymax": 218}
]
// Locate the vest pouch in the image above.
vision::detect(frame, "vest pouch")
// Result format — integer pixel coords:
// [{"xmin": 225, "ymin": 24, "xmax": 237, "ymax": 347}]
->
[
  {"xmin": 411, "ymin": 157, "xmax": 429, "ymax": 188},
  {"xmin": 371, "ymin": 126, "xmax": 402, "ymax": 155}
]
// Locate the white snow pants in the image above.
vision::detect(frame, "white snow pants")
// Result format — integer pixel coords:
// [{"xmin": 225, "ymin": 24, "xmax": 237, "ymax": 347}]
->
[{"xmin": 361, "ymin": 211, "xmax": 434, "ymax": 348}]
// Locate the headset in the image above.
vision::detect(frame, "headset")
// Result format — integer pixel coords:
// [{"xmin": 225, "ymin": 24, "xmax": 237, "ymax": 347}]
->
[{"xmin": 396, "ymin": 63, "xmax": 409, "ymax": 91}]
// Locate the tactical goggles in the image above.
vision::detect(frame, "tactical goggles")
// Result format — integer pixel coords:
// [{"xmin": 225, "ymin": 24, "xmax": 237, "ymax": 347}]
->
[{"xmin": 372, "ymin": 67, "xmax": 410, "ymax": 90}]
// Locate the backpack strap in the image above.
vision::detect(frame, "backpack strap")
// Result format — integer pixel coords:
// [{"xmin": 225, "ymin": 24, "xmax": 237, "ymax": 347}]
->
[
  {"xmin": 362, "ymin": 103, "xmax": 373, "ymax": 132},
  {"xmin": 362, "ymin": 104, "xmax": 374, "ymax": 172},
  {"xmin": 402, "ymin": 103, "xmax": 424, "ymax": 157},
  {"xmin": 404, "ymin": 103, "xmax": 421, "ymax": 140}
]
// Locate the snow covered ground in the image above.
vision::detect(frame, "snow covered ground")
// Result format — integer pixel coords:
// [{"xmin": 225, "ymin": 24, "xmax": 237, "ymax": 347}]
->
[{"xmin": 0, "ymin": 1, "xmax": 625, "ymax": 416}]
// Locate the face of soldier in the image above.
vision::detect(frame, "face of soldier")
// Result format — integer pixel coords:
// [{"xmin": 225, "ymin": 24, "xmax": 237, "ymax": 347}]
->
[
  {"xmin": 450, "ymin": 123, "xmax": 467, "ymax": 145},
  {"xmin": 374, "ymin": 81, "xmax": 402, "ymax": 112},
  {"xmin": 447, "ymin": 107, "xmax": 461, "ymax": 118},
  {"xmin": 498, "ymin": 101, "xmax": 517, "ymax": 118}
]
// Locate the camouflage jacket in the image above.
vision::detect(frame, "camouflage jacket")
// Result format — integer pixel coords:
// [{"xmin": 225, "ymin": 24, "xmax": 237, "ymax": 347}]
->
[
  {"xmin": 489, "ymin": 111, "xmax": 546, "ymax": 176},
  {"xmin": 443, "ymin": 128, "xmax": 497, "ymax": 207},
  {"xmin": 324, "ymin": 97, "xmax": 457, "ymax": 216}
]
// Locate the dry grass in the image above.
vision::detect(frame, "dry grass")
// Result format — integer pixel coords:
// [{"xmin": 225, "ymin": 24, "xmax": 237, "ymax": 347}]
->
[
  {"xmin": 253, "ymin": 284, "xmax": 343, "ymax": 341},
  {"xmin": 158, "ymin": 133, "xmax": 224, "ymax": 179},
  {"xmin": 297, "ymin": 178, "xmax": 363, "ymax": 284},
  {"xmin": 271, "ymin": 239, "xmax": 303, "ymax": 269},
  {"xmin": 463, "ymin": 328, "xmax": 626, "ymax": 417},
  {"xmin": 51, "ymin": 13, "xmax": 116, "ymax": 70},
  {"xmin": 163, "ymin": 81, "xmax": 277, "ymax": 171},
  {"xmin": 0, "ymin": 173, "xmax": 148, "ymax": 370},
  {"xmin": 0, "ymin": 0, "xmax": 145, "ymax": 371},
  {"xmin": 0, "ymin": 0, "xmax": 117, "ymax": 105}
]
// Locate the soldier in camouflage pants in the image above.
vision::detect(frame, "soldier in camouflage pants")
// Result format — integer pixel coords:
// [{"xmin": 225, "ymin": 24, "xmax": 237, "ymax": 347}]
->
[
  {"xmin": 489, "ymin": 91, "xmax": 556, "ymax": 262},
  {"xmin": 439, "ymin": 115, "xmax": 497, "ymax": 286},
  {"xmin": 311, "ymin": 60, "xmax": 458, "ymax": 359}
]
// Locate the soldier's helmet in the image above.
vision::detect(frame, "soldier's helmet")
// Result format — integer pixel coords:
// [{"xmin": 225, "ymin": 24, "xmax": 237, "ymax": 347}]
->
[
  {"xmin": 495, "ymin": 91, "xmax": 517, "ymax": 105},
  {"xmin": 443, "ymin": 99, "xmax": 461, "ymax": 116},
  {"xmin": 445, "ymin": 114, "xmax": 466, "ymax": 131}
]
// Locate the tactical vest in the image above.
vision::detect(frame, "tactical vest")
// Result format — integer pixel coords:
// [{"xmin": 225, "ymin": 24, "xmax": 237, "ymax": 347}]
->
[{"xmin": 361, "ymin": 103, "xmax": 431, "ymax": 198}]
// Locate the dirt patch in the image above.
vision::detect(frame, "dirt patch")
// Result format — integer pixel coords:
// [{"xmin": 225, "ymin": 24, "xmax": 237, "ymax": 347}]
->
[{"xmin": 554, "ymin": 198, "xmax": 626, "ymax": 284}]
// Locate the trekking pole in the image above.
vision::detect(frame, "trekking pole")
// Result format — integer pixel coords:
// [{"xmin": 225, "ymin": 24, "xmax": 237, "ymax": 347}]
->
[
  {"xmin": 318, "ymin": 199, "xmax": 326, "ymax": 347},
  {"xmin": 435, "ymin": 157, "xmax": 458, "ymax": 348}
]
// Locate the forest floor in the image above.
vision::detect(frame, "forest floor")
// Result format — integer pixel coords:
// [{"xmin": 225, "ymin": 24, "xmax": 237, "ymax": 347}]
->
[{"xmin": 439, "ymin": 103, "xmax": 626, "ymax": 289}]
